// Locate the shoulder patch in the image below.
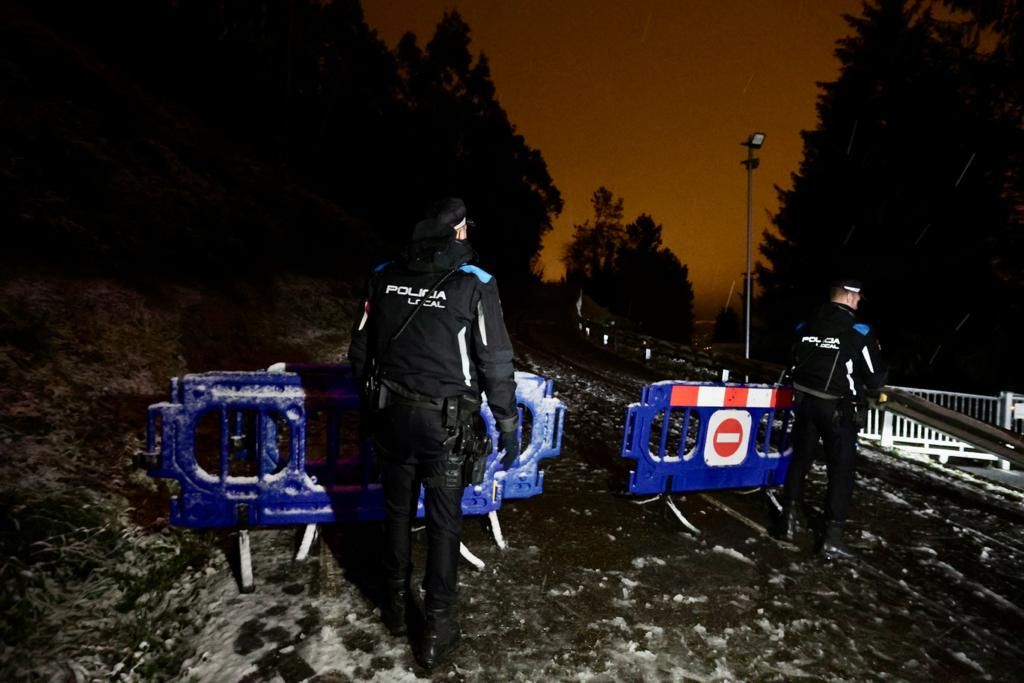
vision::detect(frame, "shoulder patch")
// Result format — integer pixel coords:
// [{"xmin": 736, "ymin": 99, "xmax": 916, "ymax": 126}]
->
[
  {"xmin": 795, "ymin": 322, "xmax": 806, "ymax": 332},
  {"xmin": 459, "ymin": 264, "xmax": 493, "ymax": 283},
  {"xmin": 373, "ymin": 261, "xmax": 392, "ymax": 273},
  {"xmin": 853, "ymin": 323, "xmax": 871, "ymax": 336}
]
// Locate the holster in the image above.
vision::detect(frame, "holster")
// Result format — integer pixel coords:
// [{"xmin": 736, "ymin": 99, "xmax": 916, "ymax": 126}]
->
[
  {"xmin": 362, "ymin": 365, "xmax": 386, "ymax": 411},
  {"xmin": 434, "ymin": 395, "xmax": 486, "ymax": 489},
  {"xmin": 838, "ymin": 396, "xmax": 868, "ymax": 430},
  {"xmin": 460, "ymin": 415, "xmax": 492, "ymax": 487}
]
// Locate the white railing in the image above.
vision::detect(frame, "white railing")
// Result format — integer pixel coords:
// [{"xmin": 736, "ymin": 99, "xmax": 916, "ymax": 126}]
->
[{"xmin": 860, "ymin": 387, "xmax": 1023, "ymax": 469}]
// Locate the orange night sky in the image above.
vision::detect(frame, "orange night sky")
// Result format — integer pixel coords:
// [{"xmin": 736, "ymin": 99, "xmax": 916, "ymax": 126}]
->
[{"xmin": 363, "ymin": 1, "xmax": 863, "ymax": 318}]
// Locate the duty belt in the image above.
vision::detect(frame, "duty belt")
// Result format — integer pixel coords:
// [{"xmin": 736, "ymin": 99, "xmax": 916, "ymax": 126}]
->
[
  {"xmin": 379, "ymin": 379, "xmax": 480, "ymax": 428},
  {"xmin": 793, "ymin": 382, "xmax": 842, "ymax": 401}
]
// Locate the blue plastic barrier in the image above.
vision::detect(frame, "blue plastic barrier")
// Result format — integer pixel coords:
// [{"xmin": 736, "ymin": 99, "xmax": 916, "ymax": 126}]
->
[
  {"xmin": 621, "ymin": 381, "xmax": 794, "ymax": 495},
  {"xmin": 139, "ymin": 364, "xmax": 565, "ymax": 528}
]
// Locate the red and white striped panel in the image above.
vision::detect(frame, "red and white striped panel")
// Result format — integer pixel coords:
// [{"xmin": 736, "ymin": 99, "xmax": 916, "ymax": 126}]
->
[{"xmin": 669, "ymin": 384, "xmax": 793, "ymax": 409}]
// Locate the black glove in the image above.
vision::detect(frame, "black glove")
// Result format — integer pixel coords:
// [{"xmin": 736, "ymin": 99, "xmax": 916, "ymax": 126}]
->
[
  {"xmin": 498, "ymin": 430, "xmax": 520, "ymax": 469},
  {"xmin": 837, "ymin": 397, "xmax": 868, "ymax": 430}
]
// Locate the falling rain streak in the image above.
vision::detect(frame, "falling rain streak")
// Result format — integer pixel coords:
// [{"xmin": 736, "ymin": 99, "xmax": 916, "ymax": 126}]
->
[
  {"xmin": 913, "ymin": 223, "xmax": 931, "ymax": 247},
  {"xmin": 842, "ymin": 224, "xmax": 856, "ymax": 246},
  {"xmin": 954, "ymin": 152, "xmax": 976, "ymax": 188},
  {"xmin": 930, "ymin": 313, "xmax": 973, "ymax": 365}
]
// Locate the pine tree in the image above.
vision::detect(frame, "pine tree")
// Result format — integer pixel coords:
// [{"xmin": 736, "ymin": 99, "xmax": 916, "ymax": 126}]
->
[
  {"xmin": 562, "ymin": 187, "xmax": 625, "ymax": 305},
  {"xmin": 759, "ymin": 0, "xmax": 1021, "ymax": 390},
  {"xmin": 617, "ymin": 214, "xmax": 694, "ymax": 342},
  {"xmin": 564, "ymin": 190, "xmax": 694, "ymax": 342},
  {"xmin": 395, "ymin": 11, "xmax": 563, "ymax": 290}
]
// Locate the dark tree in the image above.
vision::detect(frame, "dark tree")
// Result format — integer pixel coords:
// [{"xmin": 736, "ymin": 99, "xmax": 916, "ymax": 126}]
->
[
  {"xmin": 713, "ymin": 307, "xmax": 741, "ymax": 344},
  {"xmin": 938, "ymin": 0, "xmax": 1024, "ymax": 97},
  {"xmin": 2, "ymin": 1, "xmax": 563, "ymax": 289},
  {"xmin": 564, "ymin": 190, "xmax": 694, "ymax": 342},
  {"xmin": 394, "ymin": 11, "xmax": 563, "ymax": 291},
  {"xmin": 562, "ymin": 187, "xmax": 625, "ymax": 304},
  {"xmin": 616, "ymin": 214, "xmax": 694, "ymax": 342},
  {"xmin": 937, "ymin": 0, "xmax": 1024, "ymax": 374},
  {"xmin": 758, "ymin": 0, "xmax": 1023, "ymax": 391}
]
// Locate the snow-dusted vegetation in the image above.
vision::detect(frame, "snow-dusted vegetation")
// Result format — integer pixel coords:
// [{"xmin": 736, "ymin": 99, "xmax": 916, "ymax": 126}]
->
[
  {"xmin": 4, "ymin": 275, "xmax": 1024, "ymax": 681},
  {"xmin": 0, "ymin": 275, "xmax": 358, "ymax": 680}
]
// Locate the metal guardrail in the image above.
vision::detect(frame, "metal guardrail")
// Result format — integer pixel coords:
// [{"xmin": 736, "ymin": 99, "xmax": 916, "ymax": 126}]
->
[
  {"xmin": 883, "ymin": 385, "xmax": 1024, "ymax": 435},
  {"xmin": 576, "ymin": 319, "xmax": 717, "ymax": 372},
  {"xmin": 862, "ymin": 389, "xmax": 1024, "ymax": 469}
]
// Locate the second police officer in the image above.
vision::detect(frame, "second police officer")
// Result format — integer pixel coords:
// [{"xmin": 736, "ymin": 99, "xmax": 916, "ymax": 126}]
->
[{"xmin": 772, "ymin": 279, "xmax": 887, "ymax": 559}]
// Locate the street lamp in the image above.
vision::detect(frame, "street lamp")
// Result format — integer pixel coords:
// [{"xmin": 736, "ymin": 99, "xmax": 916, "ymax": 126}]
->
[{"xmin": 741, "ymin": 132, "xmax": 765, "ymax": 360}]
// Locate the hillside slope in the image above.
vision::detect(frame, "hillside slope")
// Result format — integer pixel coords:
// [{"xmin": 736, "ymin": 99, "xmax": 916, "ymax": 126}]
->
[
  {"xmin": 0, "ymin": 273, "xmax": 361, "ymax": 678},
  {"xmin": 1, "ymin": 1, "xmax": 380, "ymax": 281},
  {"xmin": 0, "ymin": 4, "xmax": 381, "ymax": 677}
]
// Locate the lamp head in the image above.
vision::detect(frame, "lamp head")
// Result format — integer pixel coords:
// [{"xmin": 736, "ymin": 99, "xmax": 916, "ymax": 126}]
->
[{"xmin": 745, "ymin": 132, "xmax": 766, "ymax": 149}]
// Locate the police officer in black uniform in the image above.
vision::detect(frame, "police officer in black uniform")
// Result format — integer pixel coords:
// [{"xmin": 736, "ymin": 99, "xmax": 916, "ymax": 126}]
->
[
  {"xmin": 348, "ymin": 198, "xmax": 519, "ymax": 670},
  {"xmin": 772, "ymin": 279, "xmax": 887, "ymax": 559}
]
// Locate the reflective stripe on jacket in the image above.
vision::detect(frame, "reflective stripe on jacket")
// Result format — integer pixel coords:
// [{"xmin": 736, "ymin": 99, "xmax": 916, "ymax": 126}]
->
[
  {"xmin": 791, "ymin": 302, "xmax": 887, "ymax": 398},
  {"xmin": 349, "ymin": 261, "xmax": 517, "ymax": 430}
]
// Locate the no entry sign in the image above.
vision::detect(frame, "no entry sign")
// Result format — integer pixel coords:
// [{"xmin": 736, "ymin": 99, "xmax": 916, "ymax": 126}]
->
[{"xmin": 704, "ymin": 410, "xmax": 752, "ymax": 466}]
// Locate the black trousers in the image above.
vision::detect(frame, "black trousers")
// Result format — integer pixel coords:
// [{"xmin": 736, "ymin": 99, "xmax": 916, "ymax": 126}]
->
[
  {"xmin": 374, "ymin": 403, "xmax": 463, "ymax": 611},
  {"xmin": 781, "ymin": 393, "xmax": 859, "ymax": 524}
]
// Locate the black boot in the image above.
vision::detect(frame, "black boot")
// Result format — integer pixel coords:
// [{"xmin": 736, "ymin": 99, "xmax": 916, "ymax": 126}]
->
[
  {"xmin": 381, "ymin": 579, "xmax": 409, "ymax": 636},
  {"xmin": 819, "ymin": 522, "xmax": 854, "ymax": 560},
  {"xmin": 415, "ymin": 606, "xmax": 461, "ymax": 671}
]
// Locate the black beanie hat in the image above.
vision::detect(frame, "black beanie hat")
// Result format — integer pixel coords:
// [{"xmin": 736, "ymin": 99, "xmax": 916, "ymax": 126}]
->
[
  {"xmin": 426, "ymin": 198, "xmax": 468, "ymax": 230},
  {"xmin": 411, "ymin": 197, "xmax": 469, "ymax": 242}
]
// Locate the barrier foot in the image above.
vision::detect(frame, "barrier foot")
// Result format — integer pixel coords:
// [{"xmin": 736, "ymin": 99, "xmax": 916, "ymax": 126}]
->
[
  {"xmin": 239, "ymin": 529, "xmax": 255, "ymax": 593},
  {"xmin": 295, "ymin": 524, "xmax": 318, "ymax": 562},
  {"xmin": 631, "ymin": 495, "xmax": 663, "ymax": 506},
  {"xmin": 697, "ymin": 492, "xmax": 800, "ymax": 553},
  {"xmin": 664, "ymin": 495, "xmax": 701, "ymax": 535},
  {"xmin": 459, "ymin": 542, "xmax": 485, "ymax": 570},
  {"xmin": 487, "ymin": 511, "xmax": 507, "ymax": 550}
]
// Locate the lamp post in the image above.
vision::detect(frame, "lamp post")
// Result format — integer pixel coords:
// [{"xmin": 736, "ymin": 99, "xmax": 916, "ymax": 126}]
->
[{"xmin": 741, "ymin": 132, "xmax": 765, "ymax": 360}]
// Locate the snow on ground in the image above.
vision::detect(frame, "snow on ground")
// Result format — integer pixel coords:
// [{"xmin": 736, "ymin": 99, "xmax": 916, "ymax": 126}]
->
[
  {"xmin": 179, "ymin": 531, "xmax": 425, "ymax": 683},
  {"xmin": 151, "ymin": 338, "xmax": 1024, "ymax": 681},
  {"xmin": 8, "ymin": 281, "xmax": 1023, "ymax": 681}
]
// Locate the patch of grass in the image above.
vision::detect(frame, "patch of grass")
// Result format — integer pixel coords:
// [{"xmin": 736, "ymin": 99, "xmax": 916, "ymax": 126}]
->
[
  {"xmin": 0, "ymin": 491, "xmax": 120, "ymax": 646},
  {"xmin": 0, "ymin": 273, "xmax": 360, "ymax": 679},
  {"xmin": 113, "ymin": 529, "xmax": 214, "ymax": 613},
  {"xmin": 0, "ymin": 486, "xmax": 218, "ymax": 680}
]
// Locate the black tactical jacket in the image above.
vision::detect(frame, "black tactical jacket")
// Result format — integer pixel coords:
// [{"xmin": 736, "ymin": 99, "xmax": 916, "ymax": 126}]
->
[
  {"xmin": 791, "ymin": 302, "xmax": 887, "ymax": 399},
  {"xmin": 348, "ymin": 232, "xmax": 518, "ymax": 432}
]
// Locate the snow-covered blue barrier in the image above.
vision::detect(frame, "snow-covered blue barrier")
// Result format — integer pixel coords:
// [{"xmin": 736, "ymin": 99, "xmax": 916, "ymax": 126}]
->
[
  {"xmin": 621, "ymin": 382, "xmax": 795, "ymax": 495},
  {"xmin": 138, "ymin": 364, "xmax": 565, "ymax": 528}
]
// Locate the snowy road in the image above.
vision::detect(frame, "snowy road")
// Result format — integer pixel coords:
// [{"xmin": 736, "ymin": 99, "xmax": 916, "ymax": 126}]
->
[{"xmin": 172, "ymin": 327, "xmax": 1024, "ymax": 682}]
